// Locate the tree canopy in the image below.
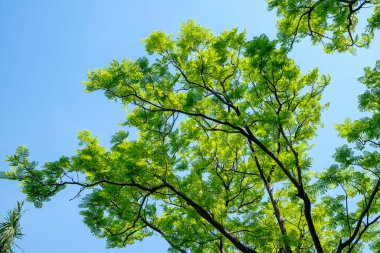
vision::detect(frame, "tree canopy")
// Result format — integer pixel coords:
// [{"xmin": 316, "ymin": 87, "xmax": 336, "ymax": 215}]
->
[
  {"xmin": 2, "ymin": 1, "xmax": 380, "ymax": 253},
  {"xmin": 268, "ymin": 0, "xmax": 380, "ymax": 52}
]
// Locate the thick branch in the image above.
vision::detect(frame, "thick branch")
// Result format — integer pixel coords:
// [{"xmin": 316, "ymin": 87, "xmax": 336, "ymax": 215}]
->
[
  {"xmin": 337, "ymin": 177, "xmax": 380, "ymax": 253},
  {"xmin": 164, "ymin": 181, "xmax": 258, "ymax": 253},
  {"xmin": 253, "ymin": 154, "xmax": 292, "ymax": 253}
]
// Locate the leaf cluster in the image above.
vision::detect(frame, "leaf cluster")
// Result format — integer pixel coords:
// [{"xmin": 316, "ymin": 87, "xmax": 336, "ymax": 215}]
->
[{"xmin": 268, "ymin": 0, "xmax": 380, "ymax": 52}]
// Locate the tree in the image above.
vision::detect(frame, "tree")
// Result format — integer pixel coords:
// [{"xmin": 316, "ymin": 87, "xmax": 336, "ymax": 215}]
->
[
  {"xmin": 328, "ymin": 60, "xmax": 380, "ymax": 252},
  {"xmin": 1, "ymin": 4, "xmax": 380, "ymax": 253},
  {"xmin": 268, "ymin": 0, "xmax": 380, "ymax": 52},
  {"xmin": 0, "ymin": 202, "xmax": 24, "ymax": 253}
]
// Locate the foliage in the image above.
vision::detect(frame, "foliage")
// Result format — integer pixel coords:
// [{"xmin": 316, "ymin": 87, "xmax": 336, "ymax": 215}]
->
[
  {"xmin": 1, "ymin": 3, "xmax": 380, "ymax": 253},
  {"xmin": 0, "ymin": 202, "xmax": 24, "ymax": 253},
  {"xmin": 267, "ymin": 0, "xmax": 380, "ymax": 53},
  {"xmin": 321, "ymin": 60, "xmax": 380, "ymax": 252}
]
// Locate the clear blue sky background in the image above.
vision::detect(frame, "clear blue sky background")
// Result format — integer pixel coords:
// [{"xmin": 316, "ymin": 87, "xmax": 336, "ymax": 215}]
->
[{"xmin": 0, "ymin": 1, "xmax": 379, "ymax": 252}]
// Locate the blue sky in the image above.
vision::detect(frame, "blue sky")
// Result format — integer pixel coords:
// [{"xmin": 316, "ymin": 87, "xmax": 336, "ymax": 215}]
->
[{"xmin": 1, "ymin": 1, "xmax": 379, "ymax": 252}]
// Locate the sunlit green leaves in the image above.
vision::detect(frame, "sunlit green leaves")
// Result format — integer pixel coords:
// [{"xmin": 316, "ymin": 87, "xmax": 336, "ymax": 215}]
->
[
  {"xmin": 3, "ymin": 20, "xmax": 362, "ymax": 253},
  {"xmin": 267, "ymin": 0, "xmax": 380, "ymax": 52},
  {"xmin": 315, "ymin": 60, "xmax": 380, "ymax": 252}
]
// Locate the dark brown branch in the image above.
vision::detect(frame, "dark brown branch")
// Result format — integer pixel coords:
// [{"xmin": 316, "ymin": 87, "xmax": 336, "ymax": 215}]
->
[
  {"xmin": 252, "ymin": 153, "xmax": 292, "ymax": 253},
  {"xmin": 140, "ymin": 217, "xmax": 188, "ymax": 253},
  {"xmin": 337, "ymin": 177, "xmax": 380, "ymax": 252},
  {"xmin": 164, "ymin": 181, "xmax": 258, "ymax": 253}
]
